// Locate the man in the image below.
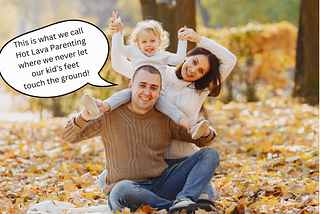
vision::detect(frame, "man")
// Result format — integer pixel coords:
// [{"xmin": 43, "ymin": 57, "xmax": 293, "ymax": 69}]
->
[{"xmin": 61, "ymin": 65, "xmax": 219, "ymax": 213}]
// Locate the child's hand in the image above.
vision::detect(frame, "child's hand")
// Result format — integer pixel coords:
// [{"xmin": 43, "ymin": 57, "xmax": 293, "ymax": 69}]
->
[
  {"xmin": 178, "ymin": 26, "xmax": 201, "ymax": 43},
  {"xmin": 109, "ymin": 11, "xmax": 123, "ymax": 35}
]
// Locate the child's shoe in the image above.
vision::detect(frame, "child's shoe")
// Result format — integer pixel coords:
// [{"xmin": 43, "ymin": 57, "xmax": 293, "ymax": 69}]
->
[
  {"xmin": 190, "ymin": 120, "xmax": 209, "ymax": 140},
  {"xmin": 82, "ymin": 94, "xmax": 101, "ymax": 118}
]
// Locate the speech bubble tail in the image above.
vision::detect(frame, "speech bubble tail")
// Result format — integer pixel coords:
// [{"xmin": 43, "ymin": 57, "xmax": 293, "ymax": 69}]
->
[{"xmin": 89, "ymin": 75, "xmax": 117, "ymax": 87}]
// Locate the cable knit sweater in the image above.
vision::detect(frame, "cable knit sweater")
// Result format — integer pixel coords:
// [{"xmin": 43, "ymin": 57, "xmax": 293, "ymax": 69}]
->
[
  {"xmin": 111, "ymin": 36, "xmax": 237, "ymax": 159},
  {"xmin": 61, "ymin": 104, "xmax": 216, "ymax": 196}
]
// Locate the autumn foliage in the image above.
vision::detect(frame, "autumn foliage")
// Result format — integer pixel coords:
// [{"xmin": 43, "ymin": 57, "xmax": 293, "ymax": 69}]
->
[
  {"xmin": 199, "ymin": 21, "xmax": 297, "ymax": 102},
  {"xmin": 0, "ymin": 98, "xmax": 318, "ymax": 213}
]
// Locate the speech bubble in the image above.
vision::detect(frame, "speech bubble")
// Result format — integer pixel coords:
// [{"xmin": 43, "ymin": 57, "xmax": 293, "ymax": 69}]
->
[{"xmin": 0, "ymin": 19, "xmax": 116, "ymax": 98}]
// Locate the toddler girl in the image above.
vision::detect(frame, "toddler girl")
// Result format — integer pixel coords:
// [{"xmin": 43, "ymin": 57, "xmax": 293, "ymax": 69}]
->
[{"xmin": 82, "ymin": 12, "xmax": 209, "ymax": 139}]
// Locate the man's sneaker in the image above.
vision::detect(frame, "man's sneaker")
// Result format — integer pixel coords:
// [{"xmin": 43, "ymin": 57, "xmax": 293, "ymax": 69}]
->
[
  {"xmin": 169, "ymin": 199, "xmax": 214, "ymax": 214},
  {"xmin": 190, "ymin": 120, "xmax": 209, "ymax": 140},
  {"xmin": 196, "ymin": 199, "xmax": 217, "ymax": 208},
  {"xmin": 82, "ymin": 94, "xmax": 101, "ymax": 118}
]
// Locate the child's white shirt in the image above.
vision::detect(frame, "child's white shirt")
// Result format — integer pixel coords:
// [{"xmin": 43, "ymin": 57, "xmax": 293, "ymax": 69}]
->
[{"xmin": 112, "ymin": 32, "xmax": 187, "ymax": 73}]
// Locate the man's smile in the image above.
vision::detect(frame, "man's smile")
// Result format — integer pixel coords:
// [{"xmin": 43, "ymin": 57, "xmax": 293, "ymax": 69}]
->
[{"xmin": 140, "ymin": 96, "xmax": 151, "ymax": 101}]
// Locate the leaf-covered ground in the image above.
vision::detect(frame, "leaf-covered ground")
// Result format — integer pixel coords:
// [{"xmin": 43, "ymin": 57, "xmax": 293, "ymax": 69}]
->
[{"xmin": 0, "ymin": 98, "xmax": 318, "ymax": 213}]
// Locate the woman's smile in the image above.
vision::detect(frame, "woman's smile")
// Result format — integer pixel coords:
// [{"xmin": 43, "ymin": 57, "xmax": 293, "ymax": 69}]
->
[{"xmin": 181, "ymin": 55, "xmax": 210, "ymax": 82}]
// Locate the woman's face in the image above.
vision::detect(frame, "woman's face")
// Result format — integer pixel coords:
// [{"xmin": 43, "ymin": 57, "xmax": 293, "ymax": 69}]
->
[{"xmin": 181, "ymin": 55, "xmax": 210, "ymax": 82}]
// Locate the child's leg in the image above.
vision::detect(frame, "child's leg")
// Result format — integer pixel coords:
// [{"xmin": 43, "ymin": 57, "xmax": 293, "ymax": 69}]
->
[
  {"xmin": 103, "ymin": 88, "xmax": 131, "ymax": 112},
  {"xmin": 82, "ymin": 94, "xmax": 101, "ymax": 118},
  {"xmin": 155, "ymin": 95, "xmax": 210, "ymax": 140},
  {"xmin": 155, "ymin": 95, "xmax": 187, "ymax": 126}
]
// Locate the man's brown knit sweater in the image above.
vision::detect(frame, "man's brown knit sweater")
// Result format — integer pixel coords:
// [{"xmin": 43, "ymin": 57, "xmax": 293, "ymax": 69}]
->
[{"xmin": 61, "ymin": 104, "xmax": 215, "ymax": 196}]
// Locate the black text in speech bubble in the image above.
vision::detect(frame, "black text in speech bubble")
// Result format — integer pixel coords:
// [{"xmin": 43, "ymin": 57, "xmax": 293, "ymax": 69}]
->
[{"xmin": 0, "ymin": 20, "xmax": 116, "ymax": 98}]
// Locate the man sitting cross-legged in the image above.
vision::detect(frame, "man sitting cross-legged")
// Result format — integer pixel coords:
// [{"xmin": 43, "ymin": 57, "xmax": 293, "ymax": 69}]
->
[{"xmin": 61, "ymin": 65, "xmax": 219, "ymax": 214}]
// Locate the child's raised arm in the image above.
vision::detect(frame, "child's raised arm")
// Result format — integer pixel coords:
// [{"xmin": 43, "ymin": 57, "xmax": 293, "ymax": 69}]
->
[
  {"xmin": 110, "ymin": 12, "xmax": 134, "ymax": 79},
  {"xmin": 111, "ymin": 12, "xmax": 135, "ymax": 62},
  {"xmin": 109, "ymin": 12, "xmax": 123, "ymax": 35},
  {"xmin": 165, "ymin": 31, "xmax": 187, "ymax": 66}
]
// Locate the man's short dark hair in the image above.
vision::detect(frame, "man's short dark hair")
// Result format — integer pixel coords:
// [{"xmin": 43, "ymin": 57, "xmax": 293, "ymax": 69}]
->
[{"xmin": 132, "ymin": 65, "xmax": 162, "ymax": 86}]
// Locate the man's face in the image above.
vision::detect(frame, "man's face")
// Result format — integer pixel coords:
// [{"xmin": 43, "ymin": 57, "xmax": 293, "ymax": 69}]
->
[{"xmin": 129, "ymin": 69, "xmax": 161, "ymax": 114}]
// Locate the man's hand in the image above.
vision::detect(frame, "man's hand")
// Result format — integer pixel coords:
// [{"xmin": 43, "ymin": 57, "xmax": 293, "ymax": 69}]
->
[
  {"xmin": 81, "ymin": 107, "xmax": 94, "ymax": 121},
  {"xmin": 187, "ymin": 117, "xmax": 204, "ymax": 133},
  {"xmin": 188, "ymin": 117, "xmax": 211, "ymax": 138},
  {"xmin": 81, "ymin": 99, "xmax": 104, "ymax": 121},
  {"xmin": 201, "ymin": 128, "xmax": 210, "ymax": 137}
]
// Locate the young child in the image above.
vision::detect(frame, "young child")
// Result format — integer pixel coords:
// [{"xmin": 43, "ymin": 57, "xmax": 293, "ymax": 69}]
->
[{"xmin": 82, "ymin": 12, "xmax": 209, "ymax": 140}]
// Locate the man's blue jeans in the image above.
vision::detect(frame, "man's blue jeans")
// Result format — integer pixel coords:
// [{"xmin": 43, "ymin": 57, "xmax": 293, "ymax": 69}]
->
[
  {"xmin": 165, "ymin": 157, "xmax": 217, "ymax": 201},
  {"xmin": 98, "ymin": 147, "xmax": 220, "ymax": 211}
]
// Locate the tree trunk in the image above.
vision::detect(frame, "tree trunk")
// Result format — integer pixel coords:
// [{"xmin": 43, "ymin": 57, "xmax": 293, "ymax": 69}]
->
[
  {"xmin": 139, "ymin": 0, "xmax": 159, "ymax": 20},
  {"xmin": 52, "ymin": 98, "xmax": 65, "ymax": 117},
  {"xmin": 139, "ymin": 0, "xmax": 196, "ymax": 53},
  {"xmin": 158, "ymin": 3, "xmax": 177, "ymax": 53},
  {"xmin": 175, "ymin": 0, "xmax": 196, "ymax": 52},
  {"xmin": 294, "ymin": 0, "xmax": 319, "ymax": 105}
]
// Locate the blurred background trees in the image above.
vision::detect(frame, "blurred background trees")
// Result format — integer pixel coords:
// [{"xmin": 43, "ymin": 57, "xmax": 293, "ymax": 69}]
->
[
  {"xmin": 0, "ymin": 0, "xmax": 318, "ymax": 117},
  {"xmin": 294, "ymin": 0, "xmax": 319, "ymax": 105},
  {"xmin": 139, "ymin": 0, "xmax": 196, "ymax": 52}
]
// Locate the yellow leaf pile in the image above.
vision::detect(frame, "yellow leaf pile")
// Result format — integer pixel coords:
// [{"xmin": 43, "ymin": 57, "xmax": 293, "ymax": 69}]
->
[
  {"xmin": 0, "ymin": 98, "xmax": 318, "ymax": 213},
  {"xmin": 0, "ymin": 118, "xmax": 107, "ymax": 212},
  {"xmin": 207, "ymin": 97, "xmax": 319, "ymax": 213}
]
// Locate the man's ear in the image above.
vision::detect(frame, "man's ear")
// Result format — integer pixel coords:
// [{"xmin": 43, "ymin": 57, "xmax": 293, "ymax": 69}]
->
[{"xmin": 129, "ymin": 80, "xmax": 133, "ymax": 92}]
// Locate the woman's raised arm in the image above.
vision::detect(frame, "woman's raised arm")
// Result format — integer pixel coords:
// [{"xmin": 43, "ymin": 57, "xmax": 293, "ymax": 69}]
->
[
  {"xmin": 178, "ymin": 27, "xmax": 237, "ymax": 81},
  {"xmin": 198, "ymin": 37, "xmax": 236, "ymax": 81}
]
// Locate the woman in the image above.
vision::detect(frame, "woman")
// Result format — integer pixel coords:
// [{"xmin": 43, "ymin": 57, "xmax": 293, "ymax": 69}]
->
[{"xmin": 98, "ymin": 18, "xmax": 237, "ymax": 202}]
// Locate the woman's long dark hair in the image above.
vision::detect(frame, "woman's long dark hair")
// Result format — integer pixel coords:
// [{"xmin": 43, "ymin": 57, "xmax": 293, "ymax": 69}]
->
[{"xmin": 175, "ymin": 47, "xmax": 222, "ymax": 97}]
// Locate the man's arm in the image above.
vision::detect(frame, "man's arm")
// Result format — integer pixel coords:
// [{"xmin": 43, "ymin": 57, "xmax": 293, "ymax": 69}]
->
[
  {"xmin": 61, "ymin": 108, "xmax": 103, "ymax": 145},
  {"xmin": 171, "ymin": 121, "xmax": 216, "ymax": 147}
]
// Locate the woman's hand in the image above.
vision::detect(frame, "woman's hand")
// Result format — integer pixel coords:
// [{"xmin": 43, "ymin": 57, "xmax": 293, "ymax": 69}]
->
[
  {"xmin": 109, "ymin": 11, "xmax": 123, "ymax": 35},
  {"xmin": 178, "ymin": 26, "xmax": 201, "ymax": 43}
]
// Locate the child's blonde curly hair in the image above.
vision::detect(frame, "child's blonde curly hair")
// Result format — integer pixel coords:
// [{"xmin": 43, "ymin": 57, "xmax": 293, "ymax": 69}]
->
[{"xmin": 128, "ymin": 20, "xmax": 170, "ymax": 52}]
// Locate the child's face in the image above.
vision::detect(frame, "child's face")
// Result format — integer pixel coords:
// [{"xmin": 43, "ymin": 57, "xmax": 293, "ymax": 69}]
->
[{"xmin": 137, "ymin": 30, "xmax": 161, "ymax": 57}]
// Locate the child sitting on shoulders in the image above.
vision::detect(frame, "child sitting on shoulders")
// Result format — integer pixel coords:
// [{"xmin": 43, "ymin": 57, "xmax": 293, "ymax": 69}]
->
[{"xmin": 82, "ymin": 12, "xmax": 209, "ymax": 140}]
